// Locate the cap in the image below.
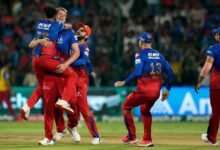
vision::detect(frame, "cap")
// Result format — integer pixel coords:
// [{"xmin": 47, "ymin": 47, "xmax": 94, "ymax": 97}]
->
[
  {"xmin": 212, "ymin": 27, "xmax": 220, "ymax": 34},
  {"xmin": 77, "ymin": 23, "xmax": 92, "ymax": 37},
  {"xmin": 137, "ymin": 32, "xmax": 153, "ymax": 43}
]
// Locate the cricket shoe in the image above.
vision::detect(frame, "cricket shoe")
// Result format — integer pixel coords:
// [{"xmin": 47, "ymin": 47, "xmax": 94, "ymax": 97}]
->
[
  {"xmin": 138, "ymin": 140, "xmax": 154, "ymax": 147},
  {"xmin": 67, "ymin": 126, "xmax": 81, "ymax": 142},
  {"xmin": 20, "ymin": 103, "xmax": 30, "ymax": 120},
  {"xmin": 38, "ymin": 138, "xmax": 54, "ymax": 145},
  {"xmin": 91, "ymin": 137, "xmax": 101, "ymax": 144},
  {"xmin": 201, "ymin": 133, "xmax": 218, "ymax": 146},
  {"xmin": 55, "ymin": 99, "xmax": 74, "ymax": 114},
  {"xmin": 120, "ymin": 136, "xmax": 138, "ymax": 144},
  {"xmin": 53, "ymin": 129, "xmax": 68, "ymax": 141}
]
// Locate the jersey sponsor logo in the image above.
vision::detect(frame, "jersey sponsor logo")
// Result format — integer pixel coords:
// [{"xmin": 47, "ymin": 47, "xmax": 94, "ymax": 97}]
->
[
  {"xmin": 148, "ymin": 53, "xmax": 160, "ymax": 59},
  {"xmin": 38, "ymin": 23, "xmax": 51, "ymax": 30},
  {"xmin": 135, "ymin": 58, "xmax": 141, "ymax": 64}
]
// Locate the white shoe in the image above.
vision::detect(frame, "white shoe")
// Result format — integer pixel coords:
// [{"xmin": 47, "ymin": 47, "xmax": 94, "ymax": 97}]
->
[
  {"xmin": 67, "ymin": 126, "xmax": 81, "ymax": 142},
  {"xmin": 20, "ymin": 103, "xmax": 30, "ymax": 120},
  {"xmin": 91, "ymin": 137, "xmax": 101, "ymax": 144},
  {"xmin": 201, "ymin": 133, "xmax": 218, "ymax": 146},
  {"xmin": 55, "ymin": 99, "xmax": 74, "ymax": 114},
  {"xmin": 53, "ymin": 129, "xmax": 68, "ymax": 141},
  {"xmin": 38, "ymin": 138, "xmax": 54, "ymax": 145}
]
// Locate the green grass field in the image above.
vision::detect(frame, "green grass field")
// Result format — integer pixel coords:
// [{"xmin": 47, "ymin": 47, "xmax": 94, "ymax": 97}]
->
[{"xmin": 0, "ymin": 121, "xmax": 219, "ymax": 150}]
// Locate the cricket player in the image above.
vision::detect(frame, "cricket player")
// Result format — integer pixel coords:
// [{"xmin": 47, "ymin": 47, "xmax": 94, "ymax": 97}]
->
[
  {"xmin": 38, "ymin": 75, "xmax": 79, "ymax": 145},
  {"xmin": 114, "ymin": 32, "xmax": 173, "ymax": 147},
  {"xmin": 53, "ymin": 23, "xmax": 100, "ymax": 144},
  {"xmin": 20, "ymin": 6, "xmax": 80, "ymax": 119},
  {"xmin": 0, "ymin": 60, "xmax": 17, "ymax": 119},
  {"xmin": 195, "ymin": 27, "xmax": 220, "ymax": 146}
]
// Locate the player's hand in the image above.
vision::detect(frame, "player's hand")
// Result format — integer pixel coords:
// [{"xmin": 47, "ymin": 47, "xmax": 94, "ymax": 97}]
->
[
  {"xmin": 55, "ymin": 63, "xmax": 68, "ymax": 73},
  {"xmin": 65, "ymin": 23, "xmax": 72, "ymax": 29},
  {"xmin": 40, "ymin": 38, "xmax": 52, "ymax": 47},
  {"xmin": 114, "ymin": 81, "xmax": 125, "ymax": 87},
  {"xmin": 91, "ymin": 72, "xmax": 96, "ymax": 79},
  {"xmin": 161, "ymin": 89, "xmax": 169, "ymax": 102},
  {"xmin": 195, "ymin": 83, "xmax": 201, "ymax": 94}
]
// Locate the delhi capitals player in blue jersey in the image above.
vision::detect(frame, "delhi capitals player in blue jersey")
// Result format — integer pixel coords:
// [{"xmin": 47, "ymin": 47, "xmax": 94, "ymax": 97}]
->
[
  {"xmin": 115, "ymin": 32, "xmax": 173, "ymax": 147},
  {"xmin": 195, "ymin": 27, "xmax": 220, "ymax": 146}
]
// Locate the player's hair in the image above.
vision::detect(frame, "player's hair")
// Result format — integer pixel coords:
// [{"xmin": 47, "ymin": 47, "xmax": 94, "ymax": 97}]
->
[
  {"xmin": 56, "ymin": 7, "xmax": 68, "ymax": 14},
  {"xmin": 44, "ymin": 6, "xmax": 57, "ymax": 19}
]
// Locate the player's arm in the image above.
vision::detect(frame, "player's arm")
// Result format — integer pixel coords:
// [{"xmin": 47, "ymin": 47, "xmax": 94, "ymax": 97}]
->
[
  {"xmin": 161, "ymin": 58, "xmax": 174, "ymax": 101},
  {"xmin": 29, "ymin": 38, "xmax": 52, "ymax": 48},
  {"xmin": 64, "ymin": 23, "xmax": 72, "ymax": 29},
  {"xmin": 55, "ymin": 31, "xmax": 80, "ymax": 73},
  {"xmin": 72, "ymin": 48, "xmax": 89, "ymax": 66},
  {"xmin": 195, "ymin": 56, "xmax": 214, "ymax": 93},
  {"xmin": 86, "ymin": 60, "xmax": 96, "ymax": 78},
  {"xmin": 114, "ymin": 53, "xmax": 143, "ymax": 87},
  {"xmin": 55, "ymin": 43, "xmax": 80, "ymax": 73}
]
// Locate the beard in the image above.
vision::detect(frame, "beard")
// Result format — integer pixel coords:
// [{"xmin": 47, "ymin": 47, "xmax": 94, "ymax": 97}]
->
[{"xmin": 76, "ymin": 35, "xmax": 84, "ymax": 41}]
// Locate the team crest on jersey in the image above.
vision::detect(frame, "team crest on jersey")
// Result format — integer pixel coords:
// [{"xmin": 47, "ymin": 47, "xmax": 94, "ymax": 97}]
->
[
  {"xmin": 57, "ymin": 36, "xmax": 63, "ymax": 44},
  {"xmin": 148, "ymin": 53, "xmax": 160, "ymax": 59}
]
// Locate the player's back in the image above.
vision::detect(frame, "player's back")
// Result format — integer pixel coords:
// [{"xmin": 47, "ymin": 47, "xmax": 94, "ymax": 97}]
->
[
  {"xmin": 137, "ymin": 48, "xmax": 169, "ymax": 97},
  {"xmin": 34, "ymin": 20, "xmax": 65, "ymax": 56}
]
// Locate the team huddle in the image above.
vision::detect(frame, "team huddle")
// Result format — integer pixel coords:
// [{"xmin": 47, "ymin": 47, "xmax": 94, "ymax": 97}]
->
[{"xmin": 19, "ymin": 6, "xmax": 219, "ymax": 147}]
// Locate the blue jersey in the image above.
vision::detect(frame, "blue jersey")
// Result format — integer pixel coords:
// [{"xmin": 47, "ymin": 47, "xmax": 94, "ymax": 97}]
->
[
  {"xmin": 206, "ymin": 43, "xmax": 220, "ymax": 89},
  {"xmin": 33, "ymin": 20, "xmax": 65, "ymax": 55},
  {"xmin": 71, "ymin": 43, "xmax": 89, "ymax": 67},
  {"xmin": 56, "ymin": 29, "xmax": 78, "ymax": 57},
  {"xmin": 125, "ymin": 48, "xmax": 173, "ymax": 90},
  {"xmin": 85, "ymin": 59, "xmax": 94, "ymax": 74}
]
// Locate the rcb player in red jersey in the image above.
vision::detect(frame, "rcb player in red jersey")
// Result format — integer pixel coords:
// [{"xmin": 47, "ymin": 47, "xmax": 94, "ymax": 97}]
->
[{"xmin": 195, "ymin": 27, "xmax": 220, "ymax": 146}]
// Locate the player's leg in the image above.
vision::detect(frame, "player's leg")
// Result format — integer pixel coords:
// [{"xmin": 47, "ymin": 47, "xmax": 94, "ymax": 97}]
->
[
  {"xmin": 66, "ymin": 104, "xmax": 81, "ymax": 142},
  {"xmin": 121, "ymin": 90, "xmax": 156, "ymax": 144},
  {"xmin": 37, "ymin": 56, "xmax": 77, "ymax": 113},
  {"xmin": 138, "ymin": 98, "xmax": 157, "ymax": 147},
  {"xmin": 53, "ymin": 107, "xmax": 68, "ymax": 141},
  {"xmin": 39, "ymin": 75, "xmax": 57, "ymax": 145},
  {"xmin": 121, "ymin": 91, "xmax": 140, "ymax": 144},
  {"xmin": 1, "ymin": 91, "xmax": 16, "ymax": 117},
  {"xmin": 204, "ymin": 89, "xmax": 220, "ymax": 145},
  {"xmin": 76, "ymin": 75, "xmax": 100, "ymax": 144},
  {"xmin": 20, "ymin": 57, "xmax": 44, "ymax": 120}
]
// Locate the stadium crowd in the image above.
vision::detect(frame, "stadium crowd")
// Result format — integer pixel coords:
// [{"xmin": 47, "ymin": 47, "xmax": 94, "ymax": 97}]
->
[{"xmin": 0, "ymin": 0, "xmax": 220, "ymax": 86}]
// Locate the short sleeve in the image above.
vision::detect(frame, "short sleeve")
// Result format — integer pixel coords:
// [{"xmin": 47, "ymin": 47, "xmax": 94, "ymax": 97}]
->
[
  {"xmin": 57, "ymin": 22, "xmax": 65, "ymax": 31},
  {"xmin": 70, "ymin": 31, "xmax": 78, "ymax": 44},
  {"xmin": 206, "ymin": 46, "xmax": 215, "ymax": 58}
]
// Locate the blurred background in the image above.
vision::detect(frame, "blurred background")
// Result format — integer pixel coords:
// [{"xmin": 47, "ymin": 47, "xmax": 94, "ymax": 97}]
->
[{"xmin": 0, "ymin": 0, "xmax": 219, "ymax": 121}]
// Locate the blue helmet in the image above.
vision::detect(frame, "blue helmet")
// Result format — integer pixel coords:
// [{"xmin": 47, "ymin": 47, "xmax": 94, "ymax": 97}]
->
[{"xmin": 137, "ymin": 32, "xmax": 153, "ymax": 43}]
